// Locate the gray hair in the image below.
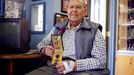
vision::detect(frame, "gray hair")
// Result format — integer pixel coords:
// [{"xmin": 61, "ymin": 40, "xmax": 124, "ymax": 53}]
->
[
  {"xmin": 67, "ymin": 0, "xmax": 86, "ymax": 8},
  {"xmin": 79, "ymin": 0, "xmax": 86, "ymax": 8}
]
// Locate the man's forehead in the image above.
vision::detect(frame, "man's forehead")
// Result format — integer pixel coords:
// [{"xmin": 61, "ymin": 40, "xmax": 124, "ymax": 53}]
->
[{"xmin": 68, "ymin": 0, "xmax": 86, "ymax": 7}]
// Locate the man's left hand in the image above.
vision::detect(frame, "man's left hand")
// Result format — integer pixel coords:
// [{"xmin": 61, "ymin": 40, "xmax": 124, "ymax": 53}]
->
[{"xmin": 56, "ymin": 62, "xmax": 65, "ymax": 74}]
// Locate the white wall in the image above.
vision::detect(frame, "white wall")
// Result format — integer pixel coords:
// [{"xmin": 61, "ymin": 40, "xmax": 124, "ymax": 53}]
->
[{"xmin": 90, "ymin": 0, "xmax": 107, "ymax": 38}]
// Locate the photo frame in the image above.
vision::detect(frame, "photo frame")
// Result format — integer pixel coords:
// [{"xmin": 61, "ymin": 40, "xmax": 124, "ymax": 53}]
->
[
  {"xmin": 0, "ymin": 0, "xmax": 4, "ymax": 16},
  {"xmin": 61, "ymin": 0, "xmax": 89, "ymax": 17},
  {"xmin": 32, "ymin": 0, "xmax": 41, "ymax": 1},
  {"xmin": 30, "ymin": 1, "xmax": 46, "ymax": 34},
  {"xmin": 54, "ymin": 13, "xmax": 68, "ymax": 26},
  {"xmin": 4, "ymin": 0, "xmax": 25, "ymax": 19},
  {"xmin": 61, "ymin": 0, "xmax": 69, "ymax": 13}
]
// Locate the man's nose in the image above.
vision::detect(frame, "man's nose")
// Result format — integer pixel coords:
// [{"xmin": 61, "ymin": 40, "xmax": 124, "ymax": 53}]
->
[{"xmin": 72, "ymin": 7, "xmax": 77, "ymax": 11}]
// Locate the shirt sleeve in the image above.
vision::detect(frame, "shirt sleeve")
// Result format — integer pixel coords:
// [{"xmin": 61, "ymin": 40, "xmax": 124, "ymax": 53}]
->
[
  {"xmin": 36, "ymin": 27, "xmax": 56, "ymax": 51},
  {"xmin": 76, "ymin": 29, "xmax": 107, "ymax": 71}
]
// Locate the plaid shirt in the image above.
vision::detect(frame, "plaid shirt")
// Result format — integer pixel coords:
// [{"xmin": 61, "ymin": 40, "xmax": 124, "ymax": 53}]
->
[{"xmin": 37, "ymin": 24, "xmax": 106, "ymax": 71}]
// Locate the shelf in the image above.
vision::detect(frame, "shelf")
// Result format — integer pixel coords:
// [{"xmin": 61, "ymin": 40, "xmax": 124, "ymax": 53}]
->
[
  {"xmin": 128, "ymin": 8, "xmax": 134, "ymax": 12},
  {"xmin": 121, "ymin": 24, "xmax": 134, "ymax": 26},
  {"xmin": 116, "ymin": 50, "xmax": 134, "ymax": 56}
]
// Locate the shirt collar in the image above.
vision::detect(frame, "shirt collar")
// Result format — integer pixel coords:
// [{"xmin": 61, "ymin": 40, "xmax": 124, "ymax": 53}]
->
[
  {"xmin": 55, "ymin": 18, "xmax": 92, "ymax": 30},
  {"xmin": 66, "ymin": 22, "xmax": 81, "ymax": 30}
]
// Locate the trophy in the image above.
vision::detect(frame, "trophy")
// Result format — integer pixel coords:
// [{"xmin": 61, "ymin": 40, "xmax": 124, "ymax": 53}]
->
[{"xmin": 51, "ymin": 34, "xmax": 63, "ymax": 65}]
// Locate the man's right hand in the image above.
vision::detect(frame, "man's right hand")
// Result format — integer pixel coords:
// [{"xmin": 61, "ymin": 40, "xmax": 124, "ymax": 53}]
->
[{"xmin": 41, "ymin": 46, "xmax": 54, "ymax": 58}]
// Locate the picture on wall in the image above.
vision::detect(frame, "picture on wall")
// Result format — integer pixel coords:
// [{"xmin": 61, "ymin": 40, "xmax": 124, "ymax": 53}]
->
[
  {"xmin": 0, "ymin": 0, "xmax": 3, "ymax": 16},
  {"xmin": 30, "ymin": 2, "xmax": 46, "ymax": 34},
  {"xmin": 4, "ymin": 0, "xmax": 24, "ymax": 18},
  {"xmin": 32, "ymin": 0, "xmax": 41, "ymax": 1},
  {"xmin": 54, "ymin": 13, "xmax": 68, "ymax": 25},
  {"xmin": 61, "ymin": 0, "xmax": 69, "ymax": 13},
  {"xmin": 61, "ymin": 0, "xmax": 89, "ymax": 17}
]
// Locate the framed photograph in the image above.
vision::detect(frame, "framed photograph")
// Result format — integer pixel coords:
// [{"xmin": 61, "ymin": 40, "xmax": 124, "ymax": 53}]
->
[
  {"xmin": 85, "ymin": 0, "xmax": 89, "ymax": 17},
  {"xmin": 54, "ymin": 13, "xmax": 68, "ymax": 25},
  {"xmin": 61, "ymin": 0, "xmax": 89, "ymax": 17},
  {"xmin": 61, "ymin": 0, "xmax": 69, "ymax": 13},
  {"xmin": 32, "ymin": 0, "xmax": 41, "ymax": 1},
  {"xmin": 4, "ymin": 0, "xmax": 25, "ymax": 19},
  {"xmin": 30, "ymin": 1, "xmax": 46, "ymax": 34},
  {"xmin": 0, "ymin": 0, "xmax": 3, "ymax": 16}
]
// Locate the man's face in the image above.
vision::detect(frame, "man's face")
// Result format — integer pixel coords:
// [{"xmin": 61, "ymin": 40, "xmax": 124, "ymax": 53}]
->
[{"xmin": 67, "ymin": 0, "xmax": 86, "ymax": 22}]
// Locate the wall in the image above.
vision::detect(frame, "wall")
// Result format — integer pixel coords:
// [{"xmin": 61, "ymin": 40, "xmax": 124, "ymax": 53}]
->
[
  {"xmin": 26, "ymin": 0, "xmax": 62, "ymax": 49},
  {"xmin": 27, "ymin": 0, "xmax": 90, "ymax": 49}
]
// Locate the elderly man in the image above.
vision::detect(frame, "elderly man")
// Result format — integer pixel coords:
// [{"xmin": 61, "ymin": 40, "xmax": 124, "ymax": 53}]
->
[{"xmin": 26, "ymin": 0, "xmax": 107, "ymax": 75}]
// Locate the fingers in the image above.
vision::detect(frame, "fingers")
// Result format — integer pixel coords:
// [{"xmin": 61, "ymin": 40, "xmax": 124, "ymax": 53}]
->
[
  {"xmin": 45, "ymin": 46, "xmax": 54, "ymax": 57},
  {"xmin": 42, "ymin": 46, "xmax": 54, "ymax": 57},
  {"xmin": 56, "ymin": 62, "xmax": 65, "ymax": 74}
]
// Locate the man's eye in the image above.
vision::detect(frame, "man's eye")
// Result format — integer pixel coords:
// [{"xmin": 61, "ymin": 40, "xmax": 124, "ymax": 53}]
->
[
  {"xmin": 76, "ymin": 6, "xmax": 82, "ymax": 9},
  {"xmin": 69, "ymin": 6, "xmax": 74, "ymax": 9},
  {"xmin": 68, "ymin": 5, "xmax": 82, "ymax": 9}
]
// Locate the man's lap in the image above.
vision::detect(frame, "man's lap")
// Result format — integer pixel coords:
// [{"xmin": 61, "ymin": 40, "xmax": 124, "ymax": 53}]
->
[{"xmin": 25, "ymin": 66, "xmax": 91, "ymax": 75}]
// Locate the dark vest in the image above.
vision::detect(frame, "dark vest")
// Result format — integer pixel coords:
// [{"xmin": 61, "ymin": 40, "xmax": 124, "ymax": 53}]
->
[{"xmin": 51, "ymin": 19, "xmax": 99, "ymax": 59}]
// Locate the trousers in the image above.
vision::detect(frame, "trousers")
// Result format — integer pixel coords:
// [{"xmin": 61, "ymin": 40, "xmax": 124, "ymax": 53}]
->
[
  {"xmin": 25, "ymin": 65, "xmax": 109, "ymax": 75},
  {"xmin": 25, "ymin": 66, "xmax": 93, "ymax": 75}
]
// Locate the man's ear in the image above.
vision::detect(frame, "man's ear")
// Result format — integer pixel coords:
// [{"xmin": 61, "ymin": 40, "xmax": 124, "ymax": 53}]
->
[{"xmin": 83, "ymin": 10, "xmax": 86, "ymax": 17}]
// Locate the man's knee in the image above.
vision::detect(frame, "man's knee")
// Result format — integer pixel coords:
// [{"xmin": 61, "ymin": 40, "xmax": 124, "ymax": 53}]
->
[
  {"xmin": 66, "ymin": 71, "xmax": 90, "ymax": 75},
  {"xmin": 76, "ymin": 72, "xmax": 90, "ymax": 75}
]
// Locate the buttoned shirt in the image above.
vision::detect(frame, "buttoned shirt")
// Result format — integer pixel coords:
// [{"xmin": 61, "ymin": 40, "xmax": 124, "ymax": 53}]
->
[{"xmin": 37, "ymin": 22, "xmax": 106, "ymax": 71}]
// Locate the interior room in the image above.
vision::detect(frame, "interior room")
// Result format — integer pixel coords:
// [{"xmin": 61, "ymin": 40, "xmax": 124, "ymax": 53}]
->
[{"xmin": 0, "ymin": 0, "xmax": 134, "ymax": 75}]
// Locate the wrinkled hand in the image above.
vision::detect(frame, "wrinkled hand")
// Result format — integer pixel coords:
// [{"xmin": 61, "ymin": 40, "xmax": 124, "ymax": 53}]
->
[
  {"xmin": 42, "ymin": 46, "xmax": 54, "ymax": 58},
  {"xmin": 56, "ymin": 62, "xmax": 65, "ymax": 74}
]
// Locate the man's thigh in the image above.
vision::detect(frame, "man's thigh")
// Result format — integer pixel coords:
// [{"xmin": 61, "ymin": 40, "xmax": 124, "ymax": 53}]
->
[
  {"xmin": 25, "ymin": 66, "xmax": 105, "ymax": 75},
  {"xmin": 25, "ymin": 66, "xmax": 59, "ymax": 75},
  {"xmin": 66, "ymin": 70, "xmax": 105, "ymax": 75},
  {"xmin": 66, "ymin": 71, "xmax": 91, "ymax": 75}
]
